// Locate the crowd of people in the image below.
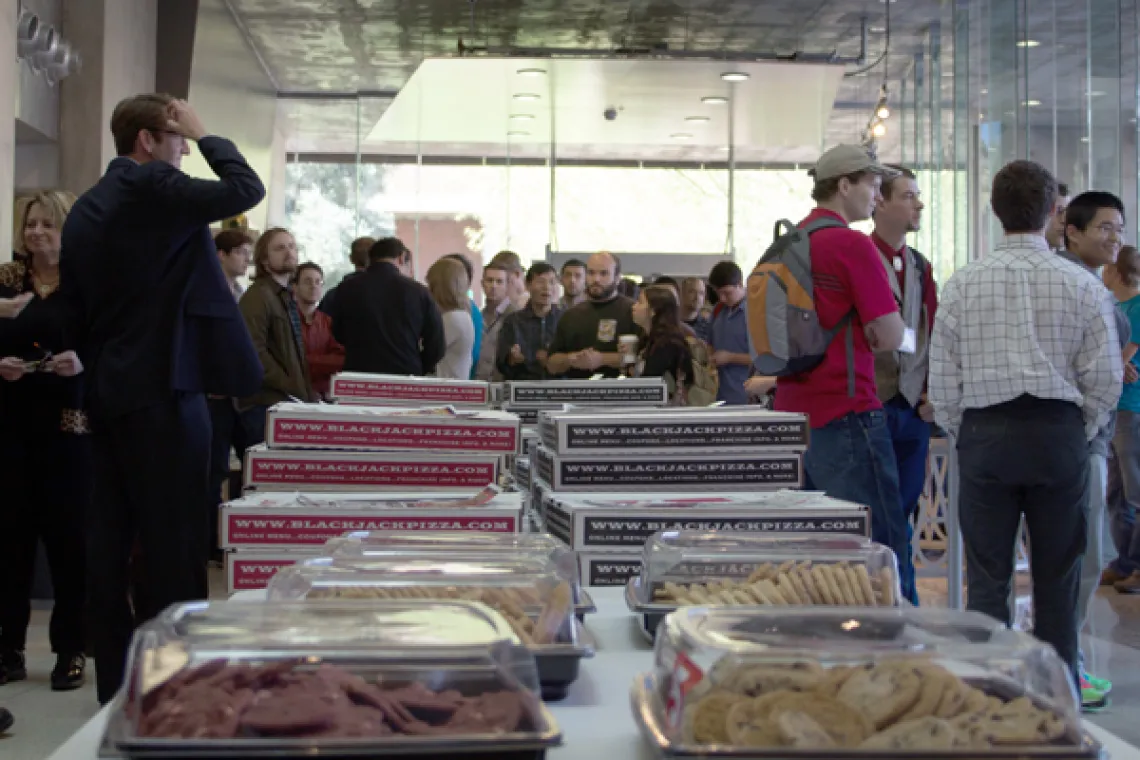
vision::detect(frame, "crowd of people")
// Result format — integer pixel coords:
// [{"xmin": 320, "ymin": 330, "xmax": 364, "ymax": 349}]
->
[{"xmin": 0, "ymin": 92, "xmax": 1134, "ymax": 733}]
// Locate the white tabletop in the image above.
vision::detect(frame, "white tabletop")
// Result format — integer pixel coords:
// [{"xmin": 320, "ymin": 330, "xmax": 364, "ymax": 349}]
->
[{"xmin": 46, "ymin": 587, "xmax": 1140, "ymax": 760}]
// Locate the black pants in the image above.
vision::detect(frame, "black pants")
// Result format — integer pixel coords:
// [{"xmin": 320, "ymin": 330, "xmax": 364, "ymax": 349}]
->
[
  {"xmin": 957, "ymin": 395, "xmax": 1088, "ymax": 683},
  {"xmin": 0, "ymin": 428, "xmax": 90, "ymax": 654},
  {"xmin": 207, "ymin": 398, "xmax": 249, "ymax": 559},
  {"xmin": 88, "ymin": 394, "xmax": 210, "ymax": 704}
]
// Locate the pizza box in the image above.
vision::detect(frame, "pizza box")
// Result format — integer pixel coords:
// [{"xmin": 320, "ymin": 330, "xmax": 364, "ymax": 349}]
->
[
  {"xmin": 577, "ymin": 552, "xmax": 643, "ymax": 587},
  {"xmin": 502, "ymin": 403, "xmax": 574, "ymax": 426},
  {"xmin": 537, "ymin": 407, "xmax": 809, "ymax": 454},
  {"xmin": 225, "ymin": 549, "xmax": 322, "ymax": 593},
  {"xmin": 505, "ymin": 378, "xmax": 668, "ymax": 408},
  {"xmin": 330, "ymin": 372, "xmax": 491, "ymax": 407},
  {"xmin": 533, "ymin": 444, "xmax": 803, "ymax": 492},
  {"xmin": 219, "ymin": 488, "xmax": 524, "ymax": 549},
  {"xmin": 265, "ymin": 403, "xmax": 521, "ymax": 454},
  {"xmin": 535, "ymin": 485, "xmax": 870, "ymax": 551},
  {"xmin": 243, "ymin": 444, "xmax": 501, "ymax": 492}
]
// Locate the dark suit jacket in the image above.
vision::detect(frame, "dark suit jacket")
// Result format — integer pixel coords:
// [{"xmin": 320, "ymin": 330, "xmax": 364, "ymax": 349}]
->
[
  {"xmin": 327, "ymin": 260, "xmax": 445, "ymax": 376},
  {"xmin": 60, "ymin": 136, "xmax": 266, "ymax": 419}
]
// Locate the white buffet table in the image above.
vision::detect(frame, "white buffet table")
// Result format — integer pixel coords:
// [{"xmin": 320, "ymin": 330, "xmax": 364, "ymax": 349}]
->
[{"xmin": 46, "ymin": 587, "xmax": 1140, "ymax": 760}]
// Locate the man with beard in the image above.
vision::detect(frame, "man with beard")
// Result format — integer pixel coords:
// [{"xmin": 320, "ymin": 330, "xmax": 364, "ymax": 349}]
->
[
  {"xmin": 680, "ymin": 277, "xmax": 711, "ymax": 343},
  {"xmin": 238, "ymin": 227, "xmax": 317, "ymax": 446},
  {"xmin": 560, "ymin": 259, "xmax": 587, "ymax": 309},
  {"xmin": 869, "ymin": 164, "xmax": 938, "ymax": 607},
  {"xmin": 547, "ymin": 251, "xmax": 639, "ymax": 379}
]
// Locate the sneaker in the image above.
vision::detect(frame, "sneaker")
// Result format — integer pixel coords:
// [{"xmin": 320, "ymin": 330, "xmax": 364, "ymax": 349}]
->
[
  {"xmin": 1080, "ymin": 676, "xmax": 1108, "ymax": 712},
  {"xmin": 50, "ymin": 653, "xmax": 86, "ymax": 692},
  {"xmin": 0, "ymin": 707, "xmax": 12, "ymax": 734},
  {"xmin": 1114, "ymin": 571, "xmax": 1140, "ymax": 594},
  {"xmin": 0, "ymin": 651, "xmax": 26, "ymax": 685},
  {"xmin": 1083, "ymin": 671, "xmax": 1113, "ymax": 694}
]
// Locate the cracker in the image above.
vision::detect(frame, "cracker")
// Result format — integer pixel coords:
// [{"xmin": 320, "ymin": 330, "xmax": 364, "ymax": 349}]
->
[
  {"xmin": 829, "ymin": 564, "xmax": 858, "ymax": 605},
  {"xmin": 845, "ymin": 566, "xmax": 867, "ymax": 605},
  {"xmin": 777, "ymin": 575, "xmax": 804, "ymax": 605},
  {"xmin": 853, "ymin": 564, "xmax": 878, "ymax": 607},
  {"xmin": 797, "ymin": 567, "xmax": 825, "ymax": 604},
  {"xmin": 878, "ymin": 567, "xmax": 896, "ymax": 606},
  {"xmin": 810, "ymin": 567, "xmax": 837, "ymax": 605}
]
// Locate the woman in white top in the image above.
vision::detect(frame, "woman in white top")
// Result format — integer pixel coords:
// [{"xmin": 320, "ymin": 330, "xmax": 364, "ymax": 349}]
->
[{"xmin": 426, "ymin": 257, "xmax": 474, "ymax": 379}]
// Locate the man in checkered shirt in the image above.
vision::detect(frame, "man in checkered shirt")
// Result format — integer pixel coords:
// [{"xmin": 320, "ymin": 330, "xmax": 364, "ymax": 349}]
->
[{"xmin": 929, "ymin": 160, "xmax": 1123, "ymax": 685}]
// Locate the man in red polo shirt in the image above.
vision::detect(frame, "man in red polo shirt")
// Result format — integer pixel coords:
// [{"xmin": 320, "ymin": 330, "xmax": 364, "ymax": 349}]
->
[{"xmin": 773, "ymin": 145, "xmax": 913, "ymax": 602}]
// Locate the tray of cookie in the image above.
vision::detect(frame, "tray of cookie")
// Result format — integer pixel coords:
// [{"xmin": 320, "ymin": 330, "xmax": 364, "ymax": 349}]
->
[
  {"xmin": 630, "ymin": 604, "xmax": 1098, "ymax": 758},
  {"xmin": 321, "ymin": 531, "xmax": 597, "ymax": 618},
  {"xmin": 102, "ymin": 598, "xmax": 562, "ymax": 759},
  {"xmin": 625, "ymin": 531, "xmax": 902, "ymax": 642},
  {"xmin": 266, "ymin": 556, "xmax": 594, "ymax": 701}
]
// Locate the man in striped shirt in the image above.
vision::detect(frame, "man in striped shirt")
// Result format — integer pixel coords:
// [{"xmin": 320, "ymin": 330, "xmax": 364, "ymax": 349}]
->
[{"xmin": 929, "ymin": 160, "xmax": 1122, "ymax": 686}]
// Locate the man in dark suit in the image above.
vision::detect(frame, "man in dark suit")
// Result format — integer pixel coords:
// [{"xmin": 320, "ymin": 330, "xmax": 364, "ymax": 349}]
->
[
  {"xmin": 60, "ymin": 94, "xmax": 265, "ymax": 704},
  {"xmin": 326, "ymin": 237, "xmax": 445, "ymax": 375}
]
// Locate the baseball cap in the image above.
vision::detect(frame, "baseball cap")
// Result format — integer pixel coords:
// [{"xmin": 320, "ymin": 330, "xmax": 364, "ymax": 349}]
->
[{"xmin": 809, "ymin": 144, "xmax": 889, "ymax": 181}]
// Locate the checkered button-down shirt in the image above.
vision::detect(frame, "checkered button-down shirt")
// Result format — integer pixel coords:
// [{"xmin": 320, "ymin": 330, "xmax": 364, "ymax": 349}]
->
[{"xmin": 929, "ymin": 233, "xmax": 1123, "ymax": 440}]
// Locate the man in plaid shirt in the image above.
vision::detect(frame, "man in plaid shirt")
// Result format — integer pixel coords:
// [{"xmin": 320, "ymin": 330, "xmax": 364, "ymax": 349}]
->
[{"xmin": 930, "ymin": 160, "xmax": 1122, "ymax": 687}]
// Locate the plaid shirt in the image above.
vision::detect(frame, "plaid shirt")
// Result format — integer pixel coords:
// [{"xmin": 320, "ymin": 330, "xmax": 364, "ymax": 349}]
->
[{"xmin": 929, "ymin": 233, "xmax": 1122, "ymax": 440}]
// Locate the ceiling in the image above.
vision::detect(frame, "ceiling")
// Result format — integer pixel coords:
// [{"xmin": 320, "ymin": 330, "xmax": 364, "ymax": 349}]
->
[{"xmin": 223, "ymin": 0, "xmax": 1128, "ymax": 161}]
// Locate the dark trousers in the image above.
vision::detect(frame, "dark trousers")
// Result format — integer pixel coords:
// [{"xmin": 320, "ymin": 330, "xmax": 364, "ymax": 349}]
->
[
  {"xmin": 957, "ymin": 395, "xmax": 1087, "ymax": 683},
  {"xmin": 240, "ymin": 404, "xmax": 269, "ymax": 448},
  {"xmin": 88, "ymin": 394, "xmax": 211, "ymax": 704},
  {"xmin": 1108, "ymin": 410, "xmax": 1140, "ymax": 575},
  {"xmin": 0, "ymin": 428, "xmax": 91, "ymax": 654},
  {"xmin": 207, "ymin": 398, "xmax": 249, "ymax": 559},
  {"xmin": 802, "ymin": 409, "xmax": 915, "ymax": 603}
]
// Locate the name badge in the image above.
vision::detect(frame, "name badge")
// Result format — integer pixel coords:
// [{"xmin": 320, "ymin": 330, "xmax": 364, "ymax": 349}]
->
[{"xmin": 899, "ymin": 327, "xmax": 917, "ymax": 355}]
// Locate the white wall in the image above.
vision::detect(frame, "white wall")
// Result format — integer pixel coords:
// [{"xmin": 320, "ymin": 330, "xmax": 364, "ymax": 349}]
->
[
  {"xmin": 0, "ymin": 2, "xmax": 18, "ymax": 260},
  {"xmin": 99, "ymin": 0, "xmax": 156, "ymax": 167},
  {"xmin": 181, "ymin": 0, "xmax": 279, "ymax": 229},
  {"xmin": 14, "ymin": 143, "xmax": 60, "ymax": 190}
]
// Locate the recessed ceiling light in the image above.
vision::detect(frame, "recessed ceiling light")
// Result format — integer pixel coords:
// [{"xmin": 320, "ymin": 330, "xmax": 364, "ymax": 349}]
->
[
  {"xmin": 685, "ymin": 116, "xmax": 710, "ymax": 123},
  {"xmin": 510, "ymin": 114, "xmax": 535, "ymax": 121},
  {"xmin": 671, "ymin": 133, "xmax": 693, "ymax": 139},
  {"xmin": 507, "ymin": 130, "xmax": 530, "ymax": 137},
  {"xmin": 721, "ymin": 72, "xmax": 749, "ymax": 82},
  {"xmin": 1024, "ymin": 99, "xmax": 1042, "ymax": 107},
  {"xmin": 1081, "ymin": 136, "xmax": 1090, "ymax": 143},
  {"xmin": 1016, "ymin": 39, "xmax": 1040, "ymax": 47},
  {"xmin": 981, "ymin": 88, "xmax": 988, "ymax": 94},
  {"xmin": 701, "ymin": 96, "xmax": 729, "ymax": 104},
  {"xmin": 869, "ymin": 26, "xmax": 886, "ymax": 33},
  {"xmin": 517, "ymin": 68, "xmax": 546, "ymax": 76},
  {"xmin": 513, "ymin": 93, "xmax": 541, "ymax": 101},
  {"xmin": 1089, "ymin": 90, "xmax": 1106, "ymax": 97}
]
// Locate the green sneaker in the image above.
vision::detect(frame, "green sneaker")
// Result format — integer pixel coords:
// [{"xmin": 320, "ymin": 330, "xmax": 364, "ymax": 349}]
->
[
  {"xmin": 1082, "ymin": 671, "xmax": 1112, "ymax": 694},
  {"xmin": 1081, "ymin": 678, "xmax": 1108, "ymax": 713}
]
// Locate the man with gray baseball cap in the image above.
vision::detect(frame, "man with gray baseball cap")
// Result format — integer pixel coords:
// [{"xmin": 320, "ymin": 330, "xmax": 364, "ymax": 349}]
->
[{"xmin": 772, "ymin": 143, "xmax": 914, "ymax": 601}]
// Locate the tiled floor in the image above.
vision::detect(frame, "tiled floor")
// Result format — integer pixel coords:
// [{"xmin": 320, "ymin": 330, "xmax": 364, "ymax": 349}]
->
[{"xmin": 6, "ymin": 579, "xmax": 1140, "ymax": 758}]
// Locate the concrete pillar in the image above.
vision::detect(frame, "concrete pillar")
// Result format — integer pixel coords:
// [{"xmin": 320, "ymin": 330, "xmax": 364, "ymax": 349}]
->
[
  {"xmin": 0, "ymin": 3, "xmax": 18, "ymax": 261},
  {"xmin": 58, "ymin": 0, "xmax": 156, "ymax": 196}
]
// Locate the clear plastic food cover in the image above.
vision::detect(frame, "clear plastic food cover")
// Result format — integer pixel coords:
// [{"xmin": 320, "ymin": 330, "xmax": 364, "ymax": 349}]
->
[
  {"xmin": 323, "ymin": 531, "xmax": 580, "ymax": 591},
  {"xmin": 629, "ymin": 531, "xmax": 901, "ymax": 610},
  {"xmin": 268, "ymin": 557, "xmax": 577, "ymax": 650},
  {"xmin": 632, "ymin": 605, "xmax": 1091, "ymax": 757},
  {"xmin": 106, "ymin": 599, "xmax": 561, "ymax": 755}
]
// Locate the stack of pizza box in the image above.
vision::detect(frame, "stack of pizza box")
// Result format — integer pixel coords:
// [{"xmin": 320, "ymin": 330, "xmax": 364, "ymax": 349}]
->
[
  {"xmin": 529, "ymin": 406, "xmax": 872, "ymax": 587},
  {"xmin": 219, "ymin": 375, "xmax": 524, "ymax": 592}
]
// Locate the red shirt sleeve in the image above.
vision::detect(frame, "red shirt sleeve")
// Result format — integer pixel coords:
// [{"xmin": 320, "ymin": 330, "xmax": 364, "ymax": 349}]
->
[{"xmin": 839, "ymin": 232, "xmax": 899, "ymax": 325}]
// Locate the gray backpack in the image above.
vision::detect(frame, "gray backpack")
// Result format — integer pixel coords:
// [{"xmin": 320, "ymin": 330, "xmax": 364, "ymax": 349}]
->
[{"xmin": 745, "ymin": 217, "xmax": 857, "ymax": 396}]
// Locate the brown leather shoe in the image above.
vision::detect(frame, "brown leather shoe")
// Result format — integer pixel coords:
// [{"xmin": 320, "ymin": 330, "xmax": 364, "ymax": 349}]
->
[
  {"xmin": 1113, "ymin": 571, "xmax": 1140, "ymax": 594},
  {"xmin": 1102, "ymin": 567, "xmax": 1130, "ymax": 586}
]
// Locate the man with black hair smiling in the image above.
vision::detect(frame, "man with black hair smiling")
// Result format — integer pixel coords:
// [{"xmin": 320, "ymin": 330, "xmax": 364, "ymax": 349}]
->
[
  {"xmin": 930, "ymin": 161, "xmax": 1122, "ymax": 689},
  {"xmin": 1057, "ymin": 191, "xmax": 1133, "ymax": 706}
]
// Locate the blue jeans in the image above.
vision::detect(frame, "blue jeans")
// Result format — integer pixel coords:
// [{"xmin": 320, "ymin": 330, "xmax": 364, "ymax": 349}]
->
[
  {"xmin": 803, "ymin": 410, "xmax": 915, "ymax": 603},
  {"xmin": 884, "ymin": 396, "xmax": 932, "ymax": 523},
  {"xmin": 1109, "ymin": 410, "xmax": 1140, "ymax": 575}
]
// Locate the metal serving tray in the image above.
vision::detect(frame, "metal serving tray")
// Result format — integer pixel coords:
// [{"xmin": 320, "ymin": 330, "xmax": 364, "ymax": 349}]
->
[
  {"xmin": 103, "ymin": 660, "xmax": 563, "ymax": 760},
  {"xmin": 629, "ymin": 672, "xmax": 1103, "ymax": 760}
]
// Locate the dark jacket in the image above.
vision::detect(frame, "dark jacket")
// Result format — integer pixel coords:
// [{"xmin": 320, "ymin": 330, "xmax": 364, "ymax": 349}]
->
[
  {"xmin": 239, "ymin": 277, "xmax": 317, "ymax": 408},
  {"xmin": 496, "ymin": 303, "xmax": 563, "ymax": 381},
  {"xmin": 327, "ymin": 260, "xmax": 445, "ymax": 376},
  {"xmin": 59, "ymin": 136, "xmax": 265, "ymax": 419},
  {"xmin": 316, "ymin": 270, "xmax": 361, "ymax": 316}
]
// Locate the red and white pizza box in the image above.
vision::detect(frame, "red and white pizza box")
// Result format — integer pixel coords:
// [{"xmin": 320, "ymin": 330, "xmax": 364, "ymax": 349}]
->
[
  {"xmin": 265, "ymin": 403, "xmax": 521, "ymax": 454},
  {"xmin": 330, "ymin": 373, "xmax": 491, "ymax": 407},
  {"xmin": 225, "ymin": 549, "xmax": 321, "ymax": 593},
  {"xmin": 243, "ymin": 444, "xmax": 500, "ymax": 492},
  {"xmin": 219, "ymin": 489, "xmax": 524, "ymax": 549}
]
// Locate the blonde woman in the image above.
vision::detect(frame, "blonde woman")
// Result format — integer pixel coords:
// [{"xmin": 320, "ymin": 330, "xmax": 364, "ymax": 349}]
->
[
  {"xmin": 426, "ymin": 257, "xmax": 474, "ymax": 380},
  {"xmin": 0, "ymin": 190, "xmax": 89, "ymax": 692}
]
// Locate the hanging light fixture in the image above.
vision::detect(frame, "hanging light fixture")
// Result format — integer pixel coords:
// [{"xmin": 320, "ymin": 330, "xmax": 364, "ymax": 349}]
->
[{"xmin": 16, "ymin": 1, "xmax": 80, "ymax": 84}]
